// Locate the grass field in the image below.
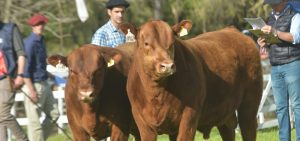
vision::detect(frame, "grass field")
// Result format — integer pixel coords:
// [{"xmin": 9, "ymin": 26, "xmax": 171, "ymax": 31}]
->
[{"xmin": 47, "ymin": 127, "xmax": 296, "ymax": 141}]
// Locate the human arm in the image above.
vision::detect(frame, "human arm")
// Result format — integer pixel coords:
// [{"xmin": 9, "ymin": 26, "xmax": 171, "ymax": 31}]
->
[
  {"xmin": 23, "ymin": 78, "xmax": 38, "ymax": 103},
  {"xmin": 290, "ymin": 13, "xmax": 300, "ymax": 44},
  {"xmin": 260, "ymin": 25, "xmax": 294, "ymax": 43},
  {"xmin": 12, "ymin": 26, "xmax": 25, "ymax": 89},
  {"xmin": 23, "ymin": 39, "xmax": 38, "ymax": 103},
  {"xmin": 260, "ymin": 14, "xmax": 300, "ymax": 44},
  {"xmin": 257, "ymin": 37, "xmax": 269, "ymax": 60}
]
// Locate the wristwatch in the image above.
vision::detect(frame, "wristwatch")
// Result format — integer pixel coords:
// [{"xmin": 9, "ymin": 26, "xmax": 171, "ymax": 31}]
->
[
  {"xmin": 17, "ymin": 73, "xmax": 24, "ymax": 77},
  {"xmin": 274, "ymin": 30, "xmax": 278, "ymax": 37},
  {"xmin": 271, "ymin": 27, "xmax": 278, "ymax": 37}
]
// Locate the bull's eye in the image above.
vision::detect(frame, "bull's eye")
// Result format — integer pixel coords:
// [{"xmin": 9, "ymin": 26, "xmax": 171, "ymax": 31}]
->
[{"xmin": 144, "ymin": 42, "xmax": 149, "ymax": 46}]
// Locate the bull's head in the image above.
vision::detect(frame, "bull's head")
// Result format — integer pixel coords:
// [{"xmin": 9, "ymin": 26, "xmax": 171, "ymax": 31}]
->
[
  {"xmin": 48, "ymin": 44, "xmax": 123, "ymax": 103},
  {"xmin": 135, "ymin": 20, "xmax": 192, "ymax": 81}
]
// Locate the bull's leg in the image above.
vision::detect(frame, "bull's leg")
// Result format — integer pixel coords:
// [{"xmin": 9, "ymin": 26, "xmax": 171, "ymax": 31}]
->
[
  {"xmin": 131, "ymin": 124, "xmax": 141, "ymax": 141},
  {"xmin": 237, "ymin": 87, "xmax": 261, "ymax": 141},
  {"xmin": 68, "ymin": 123, "xmax": 90, "ymax": 141},
  {"xmin": 217, "ymin": 113, "xmax": 237, "ymax": 141},
  {"xmin": 66, "ymin": 111, "xmax": 90, "ymax": 141},
  {"xmin": 217, "ymin": 125, "xmax": 235, "ymax": 141},
  {"xmin": 110, "ymin": 124, "xmax": 129, "ymax": 141},
  {"xmin": 177, "ymin": 107, "xmax": 199, "ymax": 141},
  {"xmin": 132, "ymin": 110, "xmax": 157, "ymax": 141},
  {"xmin": 168, "ymin": 133, "xmax": 177, "ymax": 141},
  {"xmin": 237, "ymin": 62, "xmax": 263, "ymax": 141},
  {"xmin": 238, "ymin": 107, "xmax": 258, "ymax": 141},
  {"xmin": 132, "ymin": 134, "xmax": 141, "ymax": 141}
]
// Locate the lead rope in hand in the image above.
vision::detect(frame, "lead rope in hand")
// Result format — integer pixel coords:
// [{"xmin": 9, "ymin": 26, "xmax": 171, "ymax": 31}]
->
[{"xmin": 19, "ymin": 89, "xmax": 73, "ymax": 141}]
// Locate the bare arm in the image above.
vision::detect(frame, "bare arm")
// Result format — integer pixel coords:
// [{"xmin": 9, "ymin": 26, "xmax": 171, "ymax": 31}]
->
[
  {"xmin": 12, "ymin": 25, "xmax": 25, "ymax": 89},
  {"xmin": 261, "ymin": 25, "xmax": 294, "ymax": 43},
  {"xmin": 275, "ymin": 30, "xmax": 293, "ymax": 43}
]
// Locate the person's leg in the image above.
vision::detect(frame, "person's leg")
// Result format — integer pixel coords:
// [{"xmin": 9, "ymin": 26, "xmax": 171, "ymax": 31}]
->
[
  {"xmin": 272, "ymin": 65, "xmax": 290, "ymax": 141},
  {"xmin": 39, "ymin": 81, "xmax": 59, "ymax": 140},
  {"xmin": 0, "ymin": 78, "xmax": 28, "ymax": 141},
  {"xmin": 285, "ymin": 60, "xmax": 300, "ymax": 141},
  {"xmin": 0, "ymin": 125, "xmax": 7, "ymax": 140},
  {"xmin": 23, "ymin": 83, "xmax": 44, "ymax": 141}
]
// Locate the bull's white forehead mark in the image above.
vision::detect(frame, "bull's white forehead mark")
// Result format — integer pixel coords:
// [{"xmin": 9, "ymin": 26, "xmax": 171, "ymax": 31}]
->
[{"xmin": 55, "ymin": 60, "xmax": 69, "ymax": 72}]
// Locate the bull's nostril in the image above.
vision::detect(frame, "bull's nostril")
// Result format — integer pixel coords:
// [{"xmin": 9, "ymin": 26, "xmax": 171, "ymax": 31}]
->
[
  {"xmin": 89, "ymin": 93, "xmax": 94, "ymax": 97},
  {"xmin": 159, "ymin": 63, "xmax": 175, "ymax": 73},
  {"xmin": 160, "ymin": 64, "xmax": 167, "ymax": 72},
  {"xmin": 170, "ymin": 63, "xmax": 175, "ymax": 70}
]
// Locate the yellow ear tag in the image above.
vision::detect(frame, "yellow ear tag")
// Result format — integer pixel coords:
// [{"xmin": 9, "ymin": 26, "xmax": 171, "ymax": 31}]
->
[
  {"xmin": 107, "ymin": 59, "xmax": 115, "ymax": 67},
  {"xmin": 179, "ymin": 26, "xmax": 188, "ymax": 37}
]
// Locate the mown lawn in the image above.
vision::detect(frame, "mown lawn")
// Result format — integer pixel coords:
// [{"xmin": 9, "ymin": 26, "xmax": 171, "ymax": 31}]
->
[{"xmin": 47, "ymin": 127, "xmax": 296, "ymax": 141}]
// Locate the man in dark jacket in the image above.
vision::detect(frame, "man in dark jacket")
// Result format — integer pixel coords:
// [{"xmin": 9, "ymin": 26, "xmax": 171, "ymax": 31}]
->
[
  {"xmin": 257, "ymin": 0, "xmax": 300, "ymax": 140},
  {"xmin": 0, "ymin": 20, "xmax": 28, "ymax": 141}
]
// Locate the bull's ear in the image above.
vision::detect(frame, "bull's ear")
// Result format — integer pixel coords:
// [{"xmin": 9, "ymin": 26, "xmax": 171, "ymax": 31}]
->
[
  {"xmin": 106, "ymin": 54, "xmax": 122, "ymax": 67},
  {"xmin": 118, "ymin": 23, "xmax": 138, "ymax": 37},
  {"xmin": 101, "ymin": 48, "xmax": 123, "ymax": 67},
  {"xmin": 172, "ymin": 20, "xmax": 192, "ymax": 37},
  {"xmin": 47, "ymin": 55, "xmax": 68, "ymax": 67}
]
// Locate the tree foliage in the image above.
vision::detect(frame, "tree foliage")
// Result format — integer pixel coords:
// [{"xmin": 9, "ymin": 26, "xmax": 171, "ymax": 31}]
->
[{"xmin": 0, "ymin": 0, "xmax": 272, "ymax": 55}]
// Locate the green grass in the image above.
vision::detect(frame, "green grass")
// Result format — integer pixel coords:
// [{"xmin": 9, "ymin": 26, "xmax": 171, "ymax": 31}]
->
[{"xmin": 47, "ymin": 127, "xmax": 296, "ymax": 141}]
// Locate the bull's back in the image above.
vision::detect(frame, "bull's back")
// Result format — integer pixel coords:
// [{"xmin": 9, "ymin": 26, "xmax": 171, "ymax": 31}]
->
[
  {"xmin": 186, "ymin": 27, "xmax": 261, "ymax": 86},
  {"xmin": 182, "ymin": 27, "xmax": 262, "ymax": 125},
  {"xmin": 187, "ymin": 27, "xmax": 260, "ymax": 75}
]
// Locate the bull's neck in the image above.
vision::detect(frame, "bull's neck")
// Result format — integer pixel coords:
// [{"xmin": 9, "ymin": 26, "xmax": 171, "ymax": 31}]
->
[
  {"xmin": 114, "ymin": 42, "xmax": 137, "ymax": 76},
  {"xmin": 135, "ymin": 61, "xmax": 170, "ymax": 102},
  {"xmin": 80, "ymin": 101, "xmax": 98, "ymax": 113}
]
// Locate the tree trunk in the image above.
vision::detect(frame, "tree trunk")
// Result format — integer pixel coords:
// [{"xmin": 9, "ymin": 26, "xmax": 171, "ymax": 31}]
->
[
  {"xmin": 153, "ymin": 0, "xmax": 162, "ymax": 20},
  {"xmin": 171, "ymin": 0, "xmax": 180, "ymax": 23},
  {"xmin": 4, "ymin": 0, "xmax": 13, "ymax": 22},
  {"xmin": 56, "ymin": 0, "xmax": 65, "ymax": 54}
]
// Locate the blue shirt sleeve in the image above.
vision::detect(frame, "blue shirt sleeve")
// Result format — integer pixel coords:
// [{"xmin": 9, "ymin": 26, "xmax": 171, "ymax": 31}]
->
[
  {"xmin": 23, "ymin": 40, "xmax": 34, "ymax": 78},
  {"xmin": 290, "ymin": 13, "xmax": 300, "ymax": 44},
  {"xmin": 91, "ymin": 29, "xmax": 108, "ymax": 46}
]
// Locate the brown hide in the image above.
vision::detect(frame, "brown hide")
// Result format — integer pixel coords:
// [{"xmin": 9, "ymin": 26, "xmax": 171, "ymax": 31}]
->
[
  {"xmin": 126, "ymin": 21, "xmax": 262, "ymax": 141},
  {"xmin": 48, "ymin": 43, "xmax": 139, "ymax": 141}
]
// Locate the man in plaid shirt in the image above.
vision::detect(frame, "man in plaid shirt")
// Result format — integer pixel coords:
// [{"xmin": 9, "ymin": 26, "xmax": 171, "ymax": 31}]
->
[{"xmin": 91, "ymin": 0, "xmax": 130, "ymax": 47}]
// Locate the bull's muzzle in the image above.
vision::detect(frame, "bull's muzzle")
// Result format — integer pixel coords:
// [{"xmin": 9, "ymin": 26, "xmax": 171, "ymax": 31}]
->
[{"xmin": 157, "ymin": 62, "xmax": 176, "ymax": 76}]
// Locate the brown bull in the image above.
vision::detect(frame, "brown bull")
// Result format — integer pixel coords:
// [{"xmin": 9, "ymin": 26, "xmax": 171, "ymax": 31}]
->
[
  {"xmin": 126, "ymin": 20, "xmax": 263, "ymax": 141},
  {"xmin": 48, "ymin": 43, "xmax": 139, "ymax": 141}
]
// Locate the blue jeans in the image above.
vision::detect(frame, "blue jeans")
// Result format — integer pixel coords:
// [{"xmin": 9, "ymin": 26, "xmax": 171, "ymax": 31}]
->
[{"xmin": 271, "ymin": 60, "xmax": 300, "ymax": 141}]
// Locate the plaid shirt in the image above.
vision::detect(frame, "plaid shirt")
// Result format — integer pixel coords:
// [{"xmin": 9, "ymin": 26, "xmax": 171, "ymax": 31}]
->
[{"xmin": 91, "ymin": 20, "xmax": 125, "ymax": 48}]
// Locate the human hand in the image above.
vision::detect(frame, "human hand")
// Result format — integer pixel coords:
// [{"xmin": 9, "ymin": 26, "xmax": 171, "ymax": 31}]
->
[
  {"xmin": 29, "ymin": 89, "xmax": 38, "ymax": 103},
  {"xmin": 13, "ymin": 76, "xmax": 24, "ymax": 90},
  {"xmin": 260, "ymin": 47, "xmax": 269, "ymax": 60},
  {"xmin": 261, "ymin": 25, "xmax": 273, "ymax": 34},
  {"xmin": 257, "ymin": 37, "xmax": 267, "ymax": 48}
]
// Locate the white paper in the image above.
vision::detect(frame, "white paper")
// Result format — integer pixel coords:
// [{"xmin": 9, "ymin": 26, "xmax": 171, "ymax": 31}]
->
[
  {"xmin": 75, "ymin": 0, "xmax": 89, "ymax": 22},
  {"xmin": 244, "ymin": 17, "xmax": 266, "ymax": 30}
]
